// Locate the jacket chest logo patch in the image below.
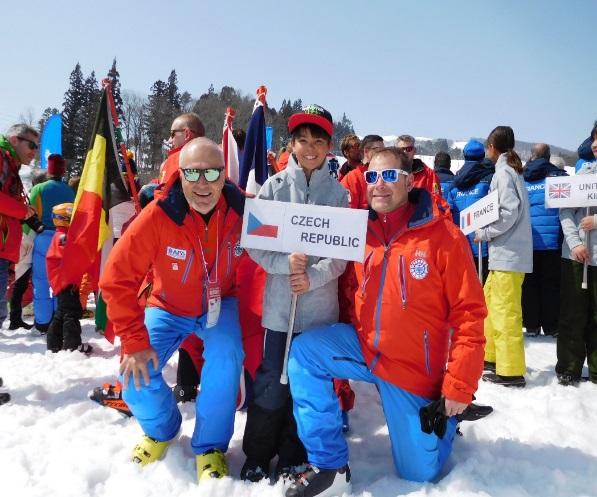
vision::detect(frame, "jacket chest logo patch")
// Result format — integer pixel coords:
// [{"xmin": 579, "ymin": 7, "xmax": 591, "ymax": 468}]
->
[
  {"xmin": 234, "ymin": 241, "xmax": 243, "ymax": 257},
  {"xmin": 409, "ymin": 258, "xmax": 429, "ymax": 280},
  {"xmin": 166, "ymin": 246, "xmax": 187, "ymax": 260}
]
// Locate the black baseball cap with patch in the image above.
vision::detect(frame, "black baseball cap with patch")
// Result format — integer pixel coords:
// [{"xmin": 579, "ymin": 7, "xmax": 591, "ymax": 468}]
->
[{"xmin": 288, "ymin": 104, "xmax": 334, "ymax": 137}]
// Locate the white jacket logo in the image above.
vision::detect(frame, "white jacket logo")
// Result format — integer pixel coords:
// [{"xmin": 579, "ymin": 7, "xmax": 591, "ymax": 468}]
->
[
  {"xmin": 166, "ymin": 247, "xmax": 187, "ymax": 260},
  {"xmin": 409, "ymin": 258, "xmax": 429, "ymax": 280}
]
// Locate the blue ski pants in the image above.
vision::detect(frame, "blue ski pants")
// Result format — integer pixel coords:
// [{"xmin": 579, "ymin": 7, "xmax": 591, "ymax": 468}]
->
[
  {"xmin": 121, "ymin": 297, "xmax": 244, "ymax": 454},
  {"xmin": 288, "ymin": 323, "xmax": 457, "ymax": 482},
  {"xmin": 32, "ymin": 230, "xmax": 56, "ymax": 325}
]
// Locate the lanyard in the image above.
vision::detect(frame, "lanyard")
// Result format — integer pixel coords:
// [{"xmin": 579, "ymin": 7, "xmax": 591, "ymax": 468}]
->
[{"xmin": 191, "ymin": 210, "xmax": 219, "ymax": 285}]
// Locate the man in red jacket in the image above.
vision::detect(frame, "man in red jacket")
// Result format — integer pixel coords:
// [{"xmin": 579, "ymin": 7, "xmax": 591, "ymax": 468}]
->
[
  {"xmin": 158, "ymin": 112, "xmax": 205, "ymax": 185},
  {"xmin": 100, "ymin": 138, "xmax": 245, "ymax": 484},
  {"xmin": 285, "ymin": 147, "xmax": 487, "ymax": 497},
  {"xmin": 1, "ymin": 124, "xmax": 38, "ymax": 329},
  {"xmin": 396, "ymin": 134, "xmax": 440, "ymax": 195}
]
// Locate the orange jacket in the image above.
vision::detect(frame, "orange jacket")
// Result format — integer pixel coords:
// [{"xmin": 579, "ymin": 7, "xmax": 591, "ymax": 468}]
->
[
  {"xmin": 100, "ymin": 180, "xmax": 246, "ymax": 354},
  {"xmin": 158, "ymin": 146, "xmax": 182, "ymax": 185},
  {"xmin": 340, "ymin": 165, "xmax": 368, "ymax": 209},
  {"xmin": 348, "ymin": 188, "xmax": 486, "ymax": 403},
  {"xmin": 412, "ymin": 159, "xmax": 440, "ymax": 196}
]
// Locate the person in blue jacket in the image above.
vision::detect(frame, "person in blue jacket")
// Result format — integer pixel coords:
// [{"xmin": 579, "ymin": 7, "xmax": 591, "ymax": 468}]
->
[
  {"xmin": 433, "ymin": 151, "xmax": 454, "ymax": 198},
  {"xmin": 522, "ymin": 144, "xmax": 568, "ymax": 337},
  {"xmin": 28, "ymin": 154, "xmax": 75, "ymax": 332},
  {"xmin": 447, "ymin": 140, "xmax": 495, "ymax": 283}
]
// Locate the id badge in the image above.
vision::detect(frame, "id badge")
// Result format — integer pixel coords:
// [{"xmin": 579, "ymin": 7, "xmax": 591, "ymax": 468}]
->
[{"xmin": 206, "ymin": 282, "xmax": 221, "ymax": 328}]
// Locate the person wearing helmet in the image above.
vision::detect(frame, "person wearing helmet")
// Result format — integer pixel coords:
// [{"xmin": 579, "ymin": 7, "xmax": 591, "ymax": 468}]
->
[{"xmin": 45, "ymin": 202, "xmax": 92, "ymax": 354}]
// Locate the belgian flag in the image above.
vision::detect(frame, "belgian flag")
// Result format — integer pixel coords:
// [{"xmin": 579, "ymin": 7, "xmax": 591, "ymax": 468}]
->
[{"xmin": 61, "ymin": 88, "xmax": 130, "ymax": 290}]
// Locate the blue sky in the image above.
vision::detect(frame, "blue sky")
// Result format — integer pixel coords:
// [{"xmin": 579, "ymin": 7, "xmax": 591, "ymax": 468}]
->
[{"xmin": 1, "ymin": 0, "xmax": 595, "ymax": 150}]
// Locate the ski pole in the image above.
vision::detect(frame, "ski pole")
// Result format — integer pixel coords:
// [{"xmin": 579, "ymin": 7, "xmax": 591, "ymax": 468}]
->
[
  {"xmin": 582, "ymin": 207, "xmax": 590, "ymax": 290},
  {"xmin": 280, "ymin": 294, "xmax": 299, "ymax": 385},
  {"xmin": 478, "ymin": 241, "xmax": 483, "ymax": 283}
]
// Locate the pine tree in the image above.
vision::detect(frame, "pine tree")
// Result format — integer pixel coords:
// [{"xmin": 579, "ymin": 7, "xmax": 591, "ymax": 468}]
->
[
  {"xmin": 166, "ymin": 70, "xmax": 181, "ymax": 111},
  {"xmin": 62, "ymin": 63, "xmax": 86, "ymax": 167},
  {"xmin": 143, "ymin": 79, "xmax": 170, "ymax": 167},
  {"xmin": 107, "ymin": 57, "xmax": 124, "ymax": 123},
  {"xmin": 332, "ymin": 112, "xmax": 355, "ymax": 151}
]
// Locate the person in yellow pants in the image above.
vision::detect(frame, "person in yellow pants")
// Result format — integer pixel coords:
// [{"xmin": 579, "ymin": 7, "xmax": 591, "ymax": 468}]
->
[{"xmin": 475, "ymin": 126, "xmax": 532, "ymax": 387}]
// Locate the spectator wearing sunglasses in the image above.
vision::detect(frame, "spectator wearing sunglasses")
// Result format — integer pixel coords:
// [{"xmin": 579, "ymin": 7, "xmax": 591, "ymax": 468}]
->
[
  {"xmin": 338, "ymin": 134, "xmax": 363, "ymax": 181},
  {"xmin": 1, "ymin": 124, "xmax": 39, "ymax": 333},
  {"xmin": 396, "ymin": 134, "xmax": 441, "ymax": 196},
  {"xmin": 27, "ymin": 154, "xmax": 75, "ymax": 333},
  {"xmin": 285, "ymin": 147, "xmax": 486, "ymax": 496},
  {"xmin": 340, "ymin": 134, "xmax": 385, "ymax": 209},
  {"xmin": 100, "ymin": 137, "xmax": 246, "ymax": 483},
  {"xmin": 157, "ymin": 112, "xmax": 205, "ymax": 186}
]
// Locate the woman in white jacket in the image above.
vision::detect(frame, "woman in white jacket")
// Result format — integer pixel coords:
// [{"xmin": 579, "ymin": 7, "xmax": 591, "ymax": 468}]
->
[{"xmin": 475, "ymin": 126, "xmax": 532, "ymax": 387}]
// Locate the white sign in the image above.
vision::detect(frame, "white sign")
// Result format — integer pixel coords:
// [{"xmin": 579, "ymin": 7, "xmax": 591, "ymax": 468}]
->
[
  {"xmin": 459, "ymin": 190, "xmax": 499, "ymax": 235},
  {"xmin": 241, "ymin": 198, "xmax": 368, "ymax": 262},
  {"xmin": 545, "ymin": 175, "xmax": 597, "ymax": 208}
]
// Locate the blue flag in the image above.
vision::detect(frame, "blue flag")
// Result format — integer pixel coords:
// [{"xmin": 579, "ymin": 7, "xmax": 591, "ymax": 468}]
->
[
  {"xmin": 40, "ymin": 114, "xmax": 62, "ymax": 169},
  {"xmin": 240, "ymin": 87, "xmax": 268, "ymax": 193}
]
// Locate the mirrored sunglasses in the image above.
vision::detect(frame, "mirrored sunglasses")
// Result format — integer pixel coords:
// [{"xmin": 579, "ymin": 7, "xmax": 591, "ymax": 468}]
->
[
  {"xmin": 398, "ymin": 145, "xmax": 415, "ymax": 153},
  {"xmin": 364, "ymin": 168, "xmax": 409, "ymax": 185},
  {"xmin": 181, "ymin": 167, "xmax": 224, "ymax": 183}
]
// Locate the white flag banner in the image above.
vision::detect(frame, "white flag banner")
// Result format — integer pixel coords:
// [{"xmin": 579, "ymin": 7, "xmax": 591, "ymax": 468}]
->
[
  {"xmin": 241, "ymin": 198, "xmax": 368, "ymax": 262},
  {"xmin": 545, "ymin": 175, "xmax": 597, "ymax": 208},
  {"xmin": 459, "ymin": 190, "xmax": 500, "ymax": 235}
]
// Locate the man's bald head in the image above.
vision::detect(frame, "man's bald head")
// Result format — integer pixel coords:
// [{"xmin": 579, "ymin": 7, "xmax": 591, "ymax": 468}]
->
[
  {"xmin": 180, "ymin": 137, "xmax": 224, "ymax": 169},
  {"xmin": 179, "ymin": 137, "xmax": 226, "ymax": 215},
  {"xmin": 531, "ymin": 143, "xmax": 550, "ymax": 161}
]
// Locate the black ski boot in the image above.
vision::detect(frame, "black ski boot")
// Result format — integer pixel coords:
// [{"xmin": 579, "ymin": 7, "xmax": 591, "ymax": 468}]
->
[{"xmin": 285, "ymin": 464, "xmax": 351, "ymax": 497}]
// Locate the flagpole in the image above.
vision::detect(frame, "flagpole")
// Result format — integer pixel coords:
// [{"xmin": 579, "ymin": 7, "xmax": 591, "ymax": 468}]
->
[
  {"xmin": 223, "ymin": 107, "xmax": 236, "ymax": 182},
  {"xmin": 101, "ymin": 79, "xmax": 141, "ymax": 214},
  {"xmin": 280, "ymin": 294, "xmax": 298, "ymax": 385},
  {"xmin": 583, "ymin": 207, "xmax": 590, "ymax": 290},
  {"xmin": 478, "ymin": 241, "xmax": 483, "ymax": 283}
]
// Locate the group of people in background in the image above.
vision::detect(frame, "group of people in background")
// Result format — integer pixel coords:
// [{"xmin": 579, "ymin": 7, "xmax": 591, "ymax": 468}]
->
[{"xmin": 1, "ymin": 107, "xmax": 597, "ymax": 497}]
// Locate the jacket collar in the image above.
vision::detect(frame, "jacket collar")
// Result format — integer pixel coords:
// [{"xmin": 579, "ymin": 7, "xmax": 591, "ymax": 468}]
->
[
  {"xmin": 157, "ymin": 179, "xmax": 245, "ymax": 226},
  {"xmin": 286, "ymin": 153, "xmax": 330, "ymax": 188}
]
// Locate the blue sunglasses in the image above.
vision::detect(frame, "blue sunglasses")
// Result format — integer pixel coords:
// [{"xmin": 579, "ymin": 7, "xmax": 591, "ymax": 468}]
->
[{"xmin": 364, "ymin": 168, "xmax": 409, "ymax": 185}]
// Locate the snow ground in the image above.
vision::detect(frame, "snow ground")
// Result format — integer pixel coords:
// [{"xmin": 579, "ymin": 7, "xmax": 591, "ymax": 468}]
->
[{"xmin": 1, "ymin": 321, "xmax": 596, "ymax": 497}]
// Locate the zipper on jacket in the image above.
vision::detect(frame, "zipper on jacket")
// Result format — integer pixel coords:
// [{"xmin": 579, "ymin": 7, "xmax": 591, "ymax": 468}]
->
[
  {"xmin": 373, "ymin": 250, "xmax": 389, "ymax": 349},
  {"xmin": 398, "ymin": 255, "xmax": 407, "ymax": 309},
  {"xmin": 181, "ymin": 252, "xmax": 195, "ymax": 284},
  {"xmin": 226, "ymin": 241, "xmax": 232, "ymax": 277},
  {"xmin": 423, "ymin": 330, "xmax": 431, "ymax": 376},
  {"xmin": 361, "ymin": 251, "xmax": 373, "ymax": 297},
  {"xmin": 369, "ymin": 351, "xmax": 382, "ymax": 373}
]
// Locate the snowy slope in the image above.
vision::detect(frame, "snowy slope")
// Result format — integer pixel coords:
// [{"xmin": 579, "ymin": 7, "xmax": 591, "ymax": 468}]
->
[{"xmin": 1, "ymin": 321, "xmax": 596, "ymax": 497}]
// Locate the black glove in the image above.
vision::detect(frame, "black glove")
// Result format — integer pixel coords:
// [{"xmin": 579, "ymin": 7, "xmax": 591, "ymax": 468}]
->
[{"xmin": 419, "ymin": 397, "xmax": 448, "ymax": 439}]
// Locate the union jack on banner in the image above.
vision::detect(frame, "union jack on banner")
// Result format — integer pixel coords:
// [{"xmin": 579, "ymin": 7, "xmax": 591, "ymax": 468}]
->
[{"xmin": 549, "ymin": 182, "xmax": 571, "ymax": 199}]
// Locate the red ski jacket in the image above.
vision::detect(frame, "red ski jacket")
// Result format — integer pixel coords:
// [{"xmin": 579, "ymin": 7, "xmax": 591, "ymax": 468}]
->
[
  {"xmin": 340, "ymin": 165, "xmax": 369, "ymax": 210},
  {"xmin": 0, "ymin": 148, "xmax": 28, "ymax": 262},
  {"xmin": 345, "ymin": 188, "xmax": 487, "ymax": 403},
  {"xmin": 100, "ymin": 180, "xmax": 246, "ymax": 354}
]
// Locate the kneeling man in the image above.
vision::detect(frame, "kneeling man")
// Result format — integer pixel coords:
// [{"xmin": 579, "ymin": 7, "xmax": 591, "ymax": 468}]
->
[{"xmin": 286, "ymin": 147, "xmax": 487, "ymax": 497}]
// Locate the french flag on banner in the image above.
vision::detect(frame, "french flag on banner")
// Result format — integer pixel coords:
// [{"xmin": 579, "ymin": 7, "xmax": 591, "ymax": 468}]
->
[
  {"xmin": 240, "ymin": 85, "xmax": 269, "ymax": 194},
  {"xmin": 222, "ymin": 107, "xmax": 239, "ymax": 185},
  {"xmin": 460, "ymin": 212, "xmax": 471, "ymax": 230}
]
